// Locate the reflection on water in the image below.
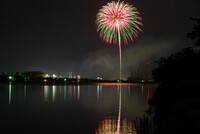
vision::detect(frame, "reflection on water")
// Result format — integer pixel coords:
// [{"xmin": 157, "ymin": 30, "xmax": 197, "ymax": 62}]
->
[
  {"xmin": 96, "ymin": 84, "xmax": 151, "ymax": 134},
  {"xmin": 147, "ymin": 84, "xmax": 149, "ymax": 109},
  {"xmin": 117, "ymin": 86, "xmax": 122, "ymax": 133},
  {"xmin": 7, "ymin": 84, "xmax": 153, "ymax": 105},
  {"xmin": 142, "ymin": 85, "xmax": 144, "ymax": 96},
  {"xmin": 97, "ymin": 85, "xmax": 102, "ymax": 99},
  {"xmin": 1, "ymin": 83, "xmax": 157, "ymax": 134},
  {"xmin": 9, "ymin": 82, "xmax": 12, "ymax": 105},
  {"xmin": 43, "ymin": 85, "xmax": 81, "ymax": 102},
  {"xmin": 73, "ymin": 85, "xmax": 76, "ymax": 100},
  {"xmin": 52, "ymin": 85, "xmax": 56, "ymax": 102},
  {"xmin": 64, "ymin": 85, "xmax": 67, "ymax": 101},
  {"xmin": 95, "ymin": 85, "xmax": 132, "ymax": 134},
  {"xmin": 44, "ymin": 85, "xmax": 49, "ymax": 102},
  {"xmin": 9, "ymin": 83, "xmax": 28, "ymax": 104},
  {"xmin": 128, "ymin": 85, "xmax": 130, "ymax": 95},
  {"xmin": 78, "ymin": 85, "xmax": 80, "ymax": 100},
  {"xmin": 96, "ymin": 116, "xmax": 136, "ymax": 134},
  {"xmin": 24, "ymin": 85, "xmax": 26, "ymax": 99}
]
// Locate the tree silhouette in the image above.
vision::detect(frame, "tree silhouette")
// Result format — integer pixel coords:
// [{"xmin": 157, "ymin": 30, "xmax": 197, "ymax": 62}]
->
[
  {"xmin": 152, "ymin": 47, "xmax": 200, "ymax": 82},
  {"xmin": 187, "ymin": 18, "xmax": 200, "ymax": 46},
  {"xmin": 150, "ymin": 18, "xmax": 200, "ymax": 134},
  {"xmin": 153, "ymin": 18, "xmax": 200, "ymax": 82}
]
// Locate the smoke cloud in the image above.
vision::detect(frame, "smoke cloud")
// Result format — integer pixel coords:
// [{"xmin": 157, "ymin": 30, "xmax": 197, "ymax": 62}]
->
[{"xmin": 75, "ymin": 36, "xmax": 183, "ymax": 80}]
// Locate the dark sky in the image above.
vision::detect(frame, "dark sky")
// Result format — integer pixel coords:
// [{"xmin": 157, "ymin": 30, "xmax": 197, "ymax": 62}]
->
[{"xmin": 0, "ymin": 0, "xmax": 199, "ymax": 79}]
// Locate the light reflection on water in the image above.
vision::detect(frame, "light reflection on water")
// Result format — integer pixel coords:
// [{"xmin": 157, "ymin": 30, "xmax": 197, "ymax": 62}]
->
[
  {"xmin": 43, "ymin": 85, "xmax": 81, "ymax": 102},
  {"xmin": 95, "ymin": 84, "xmax": 153, "ymax": 134},
  {"xmin": 0, "ymin": 83, "xmax": 157, "ymax": 134},
  {"xmin": 9, "ymin": 82, "xmax": 12, "ymax": 105},
  {"xmin": 97, "ymin": 85, "xmax": 103, "ymax": 99},
  {"xmin": 95, "ymin": 116, "xmax": 136, "ymax": 134},
  {"xmin": 24, "ymin": 85, "xmax": 26, "ymax": 100}
]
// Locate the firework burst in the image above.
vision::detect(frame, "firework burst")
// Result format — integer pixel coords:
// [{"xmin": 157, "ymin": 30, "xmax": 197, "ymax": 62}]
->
[
  {"xmin": 96, "ymin": 1, "xmax": 143, "ymax": 44},
  {"xmin": 96, "ymin": 0, "xmax": 143, "ymax": 81}
]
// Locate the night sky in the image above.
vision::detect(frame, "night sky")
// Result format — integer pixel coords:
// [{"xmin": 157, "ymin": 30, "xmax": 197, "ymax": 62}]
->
[{"xmin": 0, "ymin": 0, "xmax": 199, "ymax": 79}]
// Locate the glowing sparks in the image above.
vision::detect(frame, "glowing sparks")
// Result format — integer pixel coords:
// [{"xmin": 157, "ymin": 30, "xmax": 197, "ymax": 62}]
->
[{"xmin": 96, "ymin": 1, "xmax": 143, "ymax": 44}]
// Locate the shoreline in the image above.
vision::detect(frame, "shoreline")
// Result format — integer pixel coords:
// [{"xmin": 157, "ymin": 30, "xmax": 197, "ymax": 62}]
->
[{"xmin": 0, "ymin": 81, "xmax": 157, "ymax": 86}]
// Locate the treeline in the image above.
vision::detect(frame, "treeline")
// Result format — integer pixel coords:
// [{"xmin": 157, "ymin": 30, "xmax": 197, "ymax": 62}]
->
[{"xmin": 149, "ymin": 18, "xmax": 200, "ymax": 134}]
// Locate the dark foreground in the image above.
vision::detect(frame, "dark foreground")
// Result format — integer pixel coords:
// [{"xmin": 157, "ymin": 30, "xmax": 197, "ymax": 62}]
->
[{"xmin": 149, "ymin": 81, "xmax": 200, "ymax": 134}]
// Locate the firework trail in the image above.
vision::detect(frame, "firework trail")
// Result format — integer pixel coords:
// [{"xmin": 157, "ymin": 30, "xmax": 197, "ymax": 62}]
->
[{"xmin": 96, "ymin": 0, "xmax": 143, "ymax": 81}]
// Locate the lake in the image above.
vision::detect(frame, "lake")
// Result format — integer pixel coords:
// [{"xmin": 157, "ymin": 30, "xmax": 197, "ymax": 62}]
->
[{"xmin": 0, "ymin": 83, "xmax": 157, "ymax": 134}]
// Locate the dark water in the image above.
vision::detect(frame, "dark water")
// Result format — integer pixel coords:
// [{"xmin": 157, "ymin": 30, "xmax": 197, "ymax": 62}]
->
[{"xmin": 0, "ymin": 83, "xmax": 157, "ymax": 134}]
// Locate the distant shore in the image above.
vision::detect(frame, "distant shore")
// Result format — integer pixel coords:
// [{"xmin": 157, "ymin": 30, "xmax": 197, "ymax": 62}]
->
[{"xmin": 0, "ymin": 80, "xmax": 156, "ymax": 86}]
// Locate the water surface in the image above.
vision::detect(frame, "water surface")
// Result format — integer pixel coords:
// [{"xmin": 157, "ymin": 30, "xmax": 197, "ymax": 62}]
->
[{"xmin": 0, "ymin": 83, "xmax": 157, "ymax": 134}]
